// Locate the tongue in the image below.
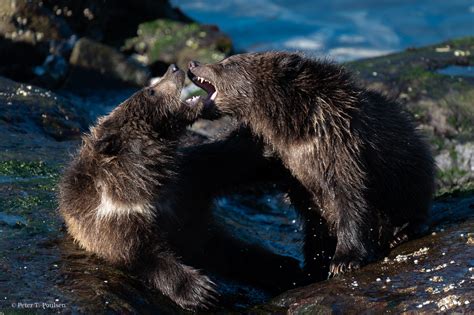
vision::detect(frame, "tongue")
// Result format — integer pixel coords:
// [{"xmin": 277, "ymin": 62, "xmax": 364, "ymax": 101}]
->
[{"xmin": 201, "ymin": 81, "xmax": 215, "ymax": 94}]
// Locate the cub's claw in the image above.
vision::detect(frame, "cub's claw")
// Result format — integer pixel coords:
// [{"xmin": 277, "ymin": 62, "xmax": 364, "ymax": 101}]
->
[
  {"xmin": 390, "ymin": 232, "xmax": 409, "ymax": 249},
  {"xmin": 329, "ymin": 254, "xmax": 362, "ymax": 277}
]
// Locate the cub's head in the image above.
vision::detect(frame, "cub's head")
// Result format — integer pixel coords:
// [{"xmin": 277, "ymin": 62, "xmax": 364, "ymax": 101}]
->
[
  {"xmin": 91, "ymin": 64, "xmax": 202, "ymax": 155},
  {"xmin": 187, "ymin": 52, "xmax": 308, "ymax": 119},
  {"xmin": 118, "ymin": 64, "xmax": 202, "ymax": 131}
]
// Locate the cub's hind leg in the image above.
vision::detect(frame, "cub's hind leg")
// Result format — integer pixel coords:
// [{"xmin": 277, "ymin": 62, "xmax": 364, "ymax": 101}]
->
[{"xmin": 139, "ymin": 249, "xmax": 217, "ymax": 311}]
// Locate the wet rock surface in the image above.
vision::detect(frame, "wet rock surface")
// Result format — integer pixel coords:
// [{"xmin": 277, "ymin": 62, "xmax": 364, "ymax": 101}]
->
[
  {"xmin": 0, "ymin": 34, "xmax": 473, "ymax": 314},
  {"xmin": 254, "ymin": 193, "xmax": 474, "ymax": 314},
  {"xmin": 0, "ymin": 76, "xmax": 87, "ymax": 141}
]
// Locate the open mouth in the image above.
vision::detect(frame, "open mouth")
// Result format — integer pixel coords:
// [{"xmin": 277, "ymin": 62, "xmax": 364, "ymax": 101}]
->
[{"xmin": 185, "ymin": 70, "xmax": 217, "ymax": 107}]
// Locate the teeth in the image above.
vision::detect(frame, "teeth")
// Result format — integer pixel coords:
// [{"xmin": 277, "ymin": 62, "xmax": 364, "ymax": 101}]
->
[
  {"xmin": 196, "ymin": 76, "xmax": 212, "ymax": 85},
  {"xmin": 210, "ymin": 91, "xmax": 217, "ymax": 101},
  {"xmin": 185, "ymin": 96, "xmax": 200, "ymax": 104}
]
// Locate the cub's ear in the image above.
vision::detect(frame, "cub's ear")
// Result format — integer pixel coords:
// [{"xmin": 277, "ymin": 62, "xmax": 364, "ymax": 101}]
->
[
  {"xmin": 93, "ymin": 132, "xmax": 122, "ymax": 156},
  {"xmin": 279, "ymin": 54, "xmax": 305, "ymax": 78}
]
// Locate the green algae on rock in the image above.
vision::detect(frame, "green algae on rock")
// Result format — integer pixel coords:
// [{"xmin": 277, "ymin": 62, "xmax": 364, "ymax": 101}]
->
[
  {"xmin": 123, "ymin": 19, "xmax": 232, "ymax": 69},
  {"xmin": 0, "ymin": 160, "xmax": 57, "ymax": 178}
]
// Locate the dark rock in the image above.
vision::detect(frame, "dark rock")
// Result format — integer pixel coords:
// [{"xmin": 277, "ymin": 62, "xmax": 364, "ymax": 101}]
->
[
  {"xmin": 0, "ymin": 0, "xmax": 75, "ymax": 85},
  {"xmin": 0, "ymin": 0, "xmax": 189, "ymax": 46},
  {"xmin": 0, "ymin": 76, "xmax": 87, "ymax": 140},
  {"xmin": 0, "ymin": 37, "xmax": 46, "ymax": 82},
  {"xmin": 39, "ymin": 0, "xmax": 191, "ymax": 45},
  {"xmin": 0, "ymin": 0, "xmax": 71, "ymax": 83},
  {"xmin": 65, "ymin": 37, "xmax": 151, "ymax": 89},
  {"xmin": 29, "ymin": 35, "xmax": 78, "ymax": 89},
  {"xmin": 0, "ymin": 0, "xmax": 73, "ymax": 44}
]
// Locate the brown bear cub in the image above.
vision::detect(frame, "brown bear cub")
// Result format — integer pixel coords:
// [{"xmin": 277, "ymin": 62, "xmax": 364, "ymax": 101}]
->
[
  {"xmin": 188, "ymin": 53, "xmax": 435, "ymax": 279},
  {"xmin": 58, "ymin": 65, "xmax": 215, "ymax": 310}
]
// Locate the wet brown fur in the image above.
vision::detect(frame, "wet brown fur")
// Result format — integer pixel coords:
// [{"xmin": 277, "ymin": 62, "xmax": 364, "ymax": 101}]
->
[
  {"xmin": 189, "ymin": 52, "xmax": 436, "ymax": 279},
  {"xmin": 58, "ymin": 66, "xmax": 216, "ymax": 310}
]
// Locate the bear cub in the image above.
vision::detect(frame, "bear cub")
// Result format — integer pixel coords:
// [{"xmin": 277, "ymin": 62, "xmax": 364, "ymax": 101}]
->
[
  {"xmin": 58, "ymin": 65, "xmax": 215, "ymax": 310},
  {"xmin": 188, "ymin": 53, "xmax": 435, "ymax": 279}
]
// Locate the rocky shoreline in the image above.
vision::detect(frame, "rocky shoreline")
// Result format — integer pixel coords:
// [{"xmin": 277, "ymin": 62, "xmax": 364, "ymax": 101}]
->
[{"xmin": 0, "ymin": 1, "xmax": 472, "ymax": 313}]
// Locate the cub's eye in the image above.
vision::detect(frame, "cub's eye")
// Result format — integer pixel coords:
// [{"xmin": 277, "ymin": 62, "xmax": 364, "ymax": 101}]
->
[{"xmin": 148, "ymin": 89, "xmax": 156, "ymax": 96}]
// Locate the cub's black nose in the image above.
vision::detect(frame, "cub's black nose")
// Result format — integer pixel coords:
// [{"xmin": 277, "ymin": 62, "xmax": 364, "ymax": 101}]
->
[
  {"xmin": 170, "ymin": 64, "xmax": 179, "ymax": 72},
  {"xmin": 189, "ymin": 60, "xmax": 200, "ymax": 69}
]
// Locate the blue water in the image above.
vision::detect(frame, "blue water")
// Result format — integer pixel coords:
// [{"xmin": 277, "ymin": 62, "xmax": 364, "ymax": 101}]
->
[
  {"xmin": 437, "ymin": 65, "xmax": 474, "ymax": 77},
  {"xmin": 171, "ymin": 0, "xmax": 474, "ymax": 61}
]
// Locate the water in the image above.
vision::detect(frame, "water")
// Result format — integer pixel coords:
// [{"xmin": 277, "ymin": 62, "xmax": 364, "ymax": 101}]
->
[
  {"xmin": 0, "ymin": 212, "xmax": 26, "ymax": 226},
  {"xmin": 214, "ymin": 192, "xmax": 303, "ymax": 262},
  {"xmin": 437, "ymin": 65, "xmax": 474, "ymax": 77},
  {"xmin": 171, "ymin": 0, "xmax": 474, "ymax": 61}
]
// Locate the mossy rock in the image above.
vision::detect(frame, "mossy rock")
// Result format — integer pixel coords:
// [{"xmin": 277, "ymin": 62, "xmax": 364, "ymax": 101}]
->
[
  {"xmin": 346, "ymin": 37, "xmax": 474, "ymax": 143},
  {"xmin": 123, "ymin": 19, "xmax": 232, "ymax": 70}
]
